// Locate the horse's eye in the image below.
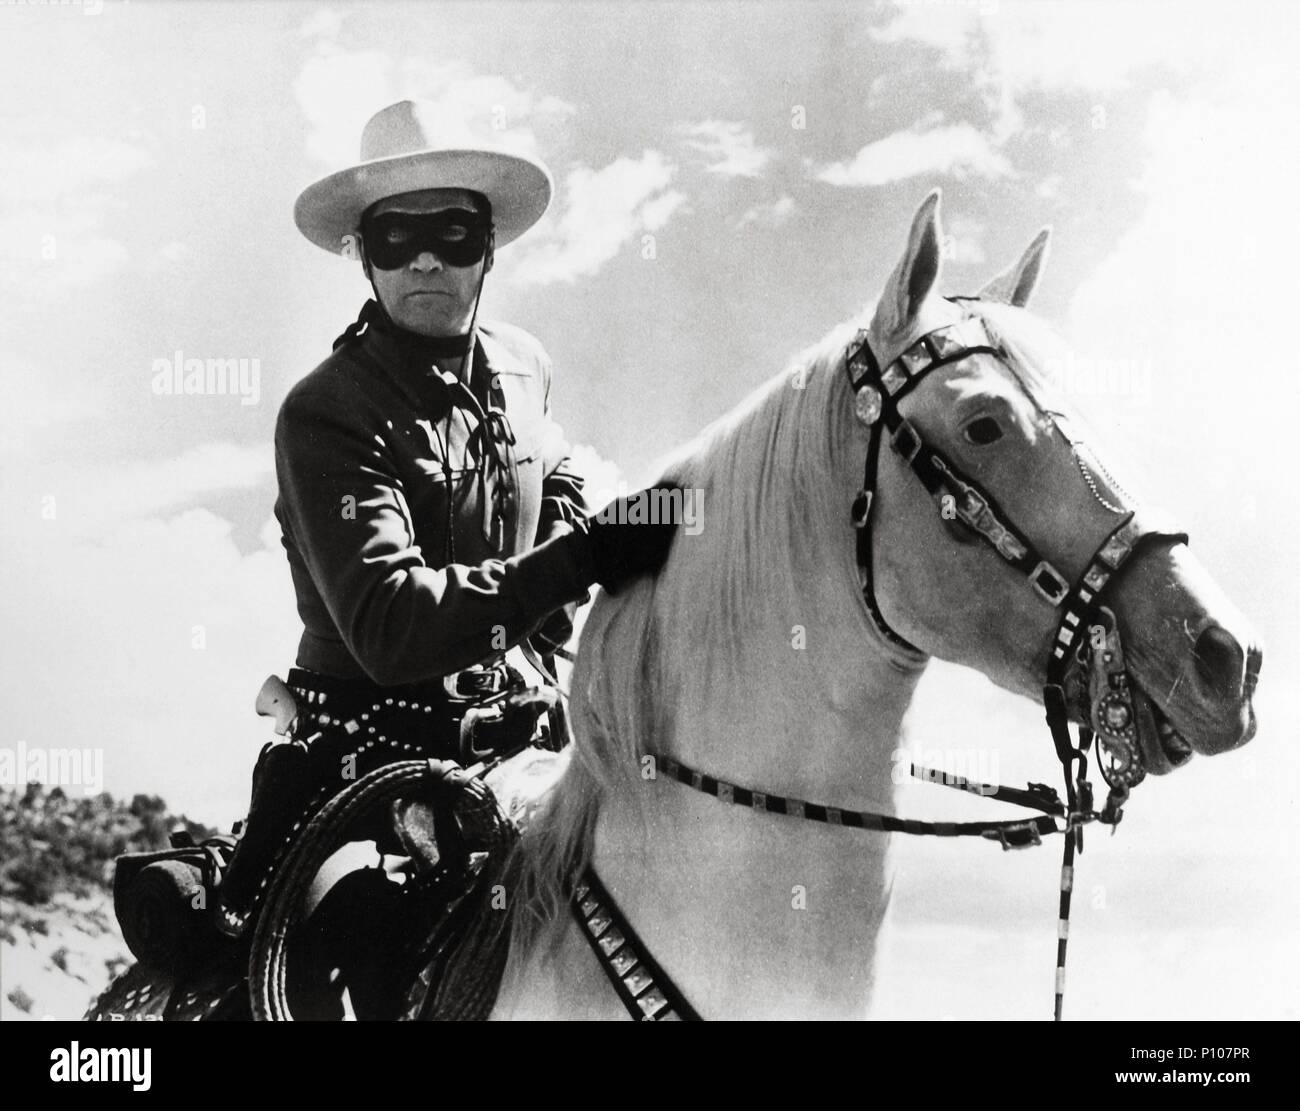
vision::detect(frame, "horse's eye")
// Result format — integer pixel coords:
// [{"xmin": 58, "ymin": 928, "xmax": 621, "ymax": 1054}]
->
[{"xmin": 963, "ymin": 416, "xmax": 1003, "ymax": 445}]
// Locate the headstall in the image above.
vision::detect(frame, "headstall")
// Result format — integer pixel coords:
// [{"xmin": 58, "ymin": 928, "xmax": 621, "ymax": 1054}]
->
[{"xmin": 573, "ymin": 302, "xmax": 1189, "ymax": 1021}]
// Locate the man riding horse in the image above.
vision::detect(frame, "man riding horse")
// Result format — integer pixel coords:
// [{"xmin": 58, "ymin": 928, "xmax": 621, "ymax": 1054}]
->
[
  {"xmin": 90, "ymin": 100, "xmax": 678, "ymax": 1022},
  {"xmin": 213, "ymin": 101, "xmax": 676, "ymax": 1012}
]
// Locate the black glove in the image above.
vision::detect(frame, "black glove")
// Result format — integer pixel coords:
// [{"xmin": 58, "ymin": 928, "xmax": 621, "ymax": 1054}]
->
[
  {"xmin": 583, "ymin": 484, "xmax": 682, "ymax": 594},
  {"xmin": 526, "ymin": 600, "xmax": 579, "ymax": 657}
]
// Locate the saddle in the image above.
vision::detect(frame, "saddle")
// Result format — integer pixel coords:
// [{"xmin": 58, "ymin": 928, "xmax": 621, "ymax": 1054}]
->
[{"xmin": 86, "ymin": 663, "xmax": 561, "ymax": 1022}]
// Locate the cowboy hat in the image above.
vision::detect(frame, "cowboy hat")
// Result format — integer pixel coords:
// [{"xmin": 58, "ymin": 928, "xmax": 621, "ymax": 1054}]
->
[{"xmin": 294, "ymin": 99, "xmax": 552, "ymax": 255}]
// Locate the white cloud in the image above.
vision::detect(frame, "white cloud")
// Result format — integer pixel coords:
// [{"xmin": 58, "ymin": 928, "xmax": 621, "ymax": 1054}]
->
[
  {"xmin": 677, "ymin": 120, "xmax": 772, "ymax": 178},
  {"xmin": 298, "ymin": 7, "xmax": 345, "ymax": 41},
  {"xmin": 293, "ymin": 47, "xmax": 397, "ymax": 166},
  {"xmin": 815, "ymin": 122, "xmax": 1012, "ymax": 187},
  {"xmin": 294, "ymin": 48, "xmax": 574, "ymax": 168},
  {"xmin": 29, "ymin": 237, "xmax": 131, "ymax": 296},
  {"xmin": 147, "ymin": 239, "xmax": 195, "ymax": 272},
  {"xmin": 872, "ymin": 1, "xmax": 1234, "ymax": 145},
  {"xmin": 873, "ymin": 1, "xmax": 1216, "ymax": 95},
  {"xmin": 0, "ymin": 136, "xmax": 152, "ymax": 295},
  {"xmin": 1068, "ymin": 70, "xmax": 1300, "ymax": 395},
  {"xmin": 395, "ymin": 64, "xmax": 575, "ymax": 161},
  {"xmin": 2, "ymin": 505, "xmax": 300, "ymax": 820},
  {"xmin": 20, "ymin": 441, "xmax": 273, "ymax": 539},
  {"xmin": 2, "ymin": 136, "xmax": 154, "ymax": 198},
  {"xmin": 639, "ymin": 186, "xmax": 687, "ymax": 233},
  {"xmin": 0, "ymin": 350, "xmax": 108, "ymax": 457},
  {"xmin": 737, "ymin": 195, "xmax": 795, "ymax": 230},
  {"xmin": 566, "ymin": 443, "xmax": 626, "ymax": 510},
  {"xmin": 1035, "ymin": 174, "xmax": 1062, "ymax": 200},
  {"xmin": 505, "ymin": 151, "xmax": 687, "ymax": 286}
]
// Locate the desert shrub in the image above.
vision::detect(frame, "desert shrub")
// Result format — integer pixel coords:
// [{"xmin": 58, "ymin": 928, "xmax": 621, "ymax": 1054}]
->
[{"xmin": 0, "ymin": 784, "xmax": 218, "ymax": 907}]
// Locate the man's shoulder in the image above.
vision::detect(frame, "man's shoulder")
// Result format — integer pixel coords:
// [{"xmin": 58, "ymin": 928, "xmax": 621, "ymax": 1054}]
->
[
  {"xmin": 282, "ymin": 345, "xmax": 369, "ymax": 410},
  {"xmin": 478, "ymin": 319, "xmax": 551, "ymax": 374},
  {"xmin": 280, "ymin": 344, "xmax": 371, "ymax": 419}
]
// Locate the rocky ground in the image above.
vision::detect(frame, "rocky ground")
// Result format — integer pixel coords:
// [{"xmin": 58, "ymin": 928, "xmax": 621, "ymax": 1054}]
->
[
  {"xmin": 1, "ymin": 783, "xmax": 215, "ymax": 1021},
  {"xmin": 1, "ymin": 891, "xmax": 131, "ymax": 1021}
]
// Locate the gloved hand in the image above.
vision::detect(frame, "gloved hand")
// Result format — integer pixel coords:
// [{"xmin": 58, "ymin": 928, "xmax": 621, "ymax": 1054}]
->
[
  {"xmin": 583, "ymin": 484, "xmax": 682, "ymax": 594},
  {"xmin": 526, "ymin": 599, "xmax": 580, "ymax": 657}
]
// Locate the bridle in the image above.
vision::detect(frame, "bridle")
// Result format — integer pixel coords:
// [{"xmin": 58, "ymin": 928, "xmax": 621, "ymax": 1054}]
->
[
  {"xmin": 569, "ymin": 301, "xmax": 1189, "ymax": 1021},
  {"xmin": 845, "ymin": 301, "xmax": 1187, "ymax": 810}
]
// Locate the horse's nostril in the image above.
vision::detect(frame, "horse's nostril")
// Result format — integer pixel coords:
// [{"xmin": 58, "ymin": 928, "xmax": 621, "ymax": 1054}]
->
[{"xmin": 1194, "ymin": 625, "xmax": 1245, "ymax": 699}]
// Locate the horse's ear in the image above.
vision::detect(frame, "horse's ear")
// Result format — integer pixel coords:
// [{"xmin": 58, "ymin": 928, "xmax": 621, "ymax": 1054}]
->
[
  {"xmin": 978, "ymin": 227, "xmax": 1051, "ymax": 307},
  {"xmin": 873, "ymin": 189, "xmax": 944, "ymax": 337}
]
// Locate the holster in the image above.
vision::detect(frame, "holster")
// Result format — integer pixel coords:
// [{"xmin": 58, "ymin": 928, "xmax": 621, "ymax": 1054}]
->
[{"xmin": 214, "ymin": 664, "xmax": 555, "ymax": 939}]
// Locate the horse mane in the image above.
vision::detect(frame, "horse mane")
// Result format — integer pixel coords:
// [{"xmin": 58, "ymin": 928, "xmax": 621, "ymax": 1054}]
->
[
  {"xmin": 962, "ymin": 299, "xmax": 1074, "ymax": 405},
  {"xmin": 503, "ymin": 313, "xmax": 870, "ymax": 961}
]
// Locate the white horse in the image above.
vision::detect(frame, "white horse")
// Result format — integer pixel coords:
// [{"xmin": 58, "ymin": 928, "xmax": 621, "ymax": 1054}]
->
[{"xmin": 489, "ymin": 191, "xmax": 1261, "ymax": 1020}]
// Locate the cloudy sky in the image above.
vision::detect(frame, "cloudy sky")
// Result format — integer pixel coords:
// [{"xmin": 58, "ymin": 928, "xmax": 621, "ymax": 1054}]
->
[{"xmin": 2, "ymin": 0, "xmax": 1298, "ymax": 1018}]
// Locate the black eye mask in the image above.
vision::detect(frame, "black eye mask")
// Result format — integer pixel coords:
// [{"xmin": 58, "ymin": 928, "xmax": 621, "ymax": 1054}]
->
[{"xmin": 360, "ymin": 209, "xmax": 492, "ymax": 270}]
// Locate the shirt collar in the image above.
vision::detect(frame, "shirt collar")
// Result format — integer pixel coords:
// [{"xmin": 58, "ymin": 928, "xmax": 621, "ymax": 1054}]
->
[{"xmin": 475, "ymin": 325, "xmax": 534, "ymax": 378}]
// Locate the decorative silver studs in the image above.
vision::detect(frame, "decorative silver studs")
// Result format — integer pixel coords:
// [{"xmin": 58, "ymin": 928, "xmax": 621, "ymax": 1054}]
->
[
  {"xmin": 1084, "ymin": 567, "xmax": 1109, "ymax": 592},
  {"xmin": 900, "ymin": 344, "xmax": 929, "ymax": 376},
  {"xmin": 929, "ymin": 326, "xmax": 966, "ymax": 359},
  {"xmin": 854, "ymin": 385, "xmax": 882, "ymax": 426},
  {"xmin": 881, "ymin": 363, "xmax": 908, "ymax": 395},
  {"xmin": 624, "ymin": 967, "xmax": 652, "ymax": 995}
]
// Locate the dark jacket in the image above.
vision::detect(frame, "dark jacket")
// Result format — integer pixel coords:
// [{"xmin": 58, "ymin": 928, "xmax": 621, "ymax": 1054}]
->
[{"xmin": 273, "ymin": 312, "xmax": 592, "ymax": 685}]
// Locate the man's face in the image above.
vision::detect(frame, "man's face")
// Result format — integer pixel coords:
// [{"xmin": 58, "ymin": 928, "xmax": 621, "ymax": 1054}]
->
[{"xmin": 361, "ymin": 188, "xmax": 492, "ymax": 337}]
